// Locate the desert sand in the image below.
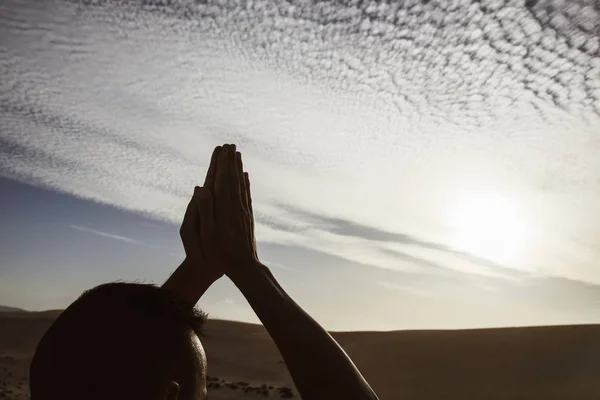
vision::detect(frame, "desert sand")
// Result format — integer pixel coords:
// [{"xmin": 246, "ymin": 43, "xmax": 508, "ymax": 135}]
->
[{"xmin": 0, "ymin": 308, "xmax": 599, "ymax": 399}]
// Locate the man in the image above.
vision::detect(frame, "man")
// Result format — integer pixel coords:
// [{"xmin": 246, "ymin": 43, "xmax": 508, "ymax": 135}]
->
[{"xmin": 30, "ymin": 144, "xmax": 379, "ymax": 400}]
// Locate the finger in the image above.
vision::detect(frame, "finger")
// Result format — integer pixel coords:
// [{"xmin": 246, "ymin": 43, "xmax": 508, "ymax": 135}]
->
[
  {"xmin": 244, "ymin": 172, "xmax": 253, "ymax": 218},
  {"xmin": 236, "ymin": 151, "xmax": 249, "ymax": 213},
  {"xmin": 195, "ymin": 187, "xmax": 218, "ymax": 253},
  {"xmin": 235, "ymin": 151, "xmax": 253, "ymax": 248},
  {"xmin": 228, "ymin": 145, "xmax": 243, "ymax": 207},
  {"xmin": 244, "ymin": 172, "xmax": 255, "ymax": 235},
  {"xmin": 203, "ymin": 146, "xmax": 222, "ymax": 190},
  {"xmin": 244, "ymin": 172, "xmax": 258, "ymax": 258},
  {"xmin": 214, "ymin": 144, "xmax": 230, "ymax": 206}
]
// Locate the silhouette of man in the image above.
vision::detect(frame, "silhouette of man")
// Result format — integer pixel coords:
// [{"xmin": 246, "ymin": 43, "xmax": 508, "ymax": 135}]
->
[{"xmin": 30, "ymin": 144, "xmax": 379, "ymax": 400}]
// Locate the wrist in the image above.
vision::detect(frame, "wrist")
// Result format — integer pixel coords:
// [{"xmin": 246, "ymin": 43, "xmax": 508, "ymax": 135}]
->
[
  {"xmin": 227, "ymin": 261, "xmax": 292, "ymax": 325},
  {"xmin": 181, "ymin": 257, "xmax": 221, "ymax": 286},
  {"xmin": 226, "ymin": 260, "xmax": 271, "ymax": 287}
]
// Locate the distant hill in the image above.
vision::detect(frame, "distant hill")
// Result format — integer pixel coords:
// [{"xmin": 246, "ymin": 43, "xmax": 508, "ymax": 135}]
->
[
  {"xmin": 0, "ymin": 305, "xmax": 26, "ymax": 313},
  {"xmin": 1, "ymin": 313, "xmax": 599, "ymax": 399}
]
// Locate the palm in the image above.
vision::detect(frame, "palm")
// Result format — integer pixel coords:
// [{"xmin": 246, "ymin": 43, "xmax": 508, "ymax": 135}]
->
[{"xmin": 180, "ymin": 188, "xmax": 224, "ymax": 282}]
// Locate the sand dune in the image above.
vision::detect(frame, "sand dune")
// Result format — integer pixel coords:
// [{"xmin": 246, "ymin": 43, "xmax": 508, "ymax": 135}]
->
[{"xmin": 0, "ymin": 309, "xmax": 599, "ymax": 399}]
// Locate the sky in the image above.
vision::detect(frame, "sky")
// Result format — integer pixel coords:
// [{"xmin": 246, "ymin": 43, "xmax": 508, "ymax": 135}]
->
[{"xmin": 0, "ymin": 0, "xmax": 599, "ymax": 331}]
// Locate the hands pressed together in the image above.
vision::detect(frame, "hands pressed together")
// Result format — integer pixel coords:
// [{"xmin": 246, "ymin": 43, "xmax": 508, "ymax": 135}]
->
[
  {"xmin": 175, "ymin": 143, "xmax": 379, "ymax": 400},
  {"xmin": 179, "ymin": 144, "xmax": 261, "ymax": 287}
]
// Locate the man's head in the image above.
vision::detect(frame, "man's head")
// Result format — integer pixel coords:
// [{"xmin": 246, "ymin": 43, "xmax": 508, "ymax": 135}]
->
[{"xmin": 30, "ymin": 282, "xmax": 208, "ymax": 400}]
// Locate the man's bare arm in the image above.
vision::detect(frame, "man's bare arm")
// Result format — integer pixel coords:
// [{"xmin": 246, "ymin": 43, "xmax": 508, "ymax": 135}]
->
[
  {"xmin": 162, "ymin": 257, "xmax": 215, "ymax": 305},
  {"xmin": 196, "ymin": 144, "xmax": 379, "ymax": 400},
  {"xmin": 162, "ymin": 148, "xmax": 224, "ymax": 305},
  {"xmin": 231, "ymin": 262, "xmax": 378, "ymax": 400}
]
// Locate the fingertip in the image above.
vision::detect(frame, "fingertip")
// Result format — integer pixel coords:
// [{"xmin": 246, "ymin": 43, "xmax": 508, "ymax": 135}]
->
[{"xmin": 218, "ymin": 146, "xmax": 228, "ymax": 160}]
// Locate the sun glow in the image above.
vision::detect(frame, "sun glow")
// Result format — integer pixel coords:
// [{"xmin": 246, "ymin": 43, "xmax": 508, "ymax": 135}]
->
[{"xmin": 449, "ymin": 191, "xmax": 531, "ymax": 265}]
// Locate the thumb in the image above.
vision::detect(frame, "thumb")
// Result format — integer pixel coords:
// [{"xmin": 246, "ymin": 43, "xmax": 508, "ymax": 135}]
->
[
  {"xmin": 195, "ymin": 186, "xmax": 218, "ymax": 251},
  {"xmin": 180, "ymin": 191, "xmax": 200, "ymax": 246}
]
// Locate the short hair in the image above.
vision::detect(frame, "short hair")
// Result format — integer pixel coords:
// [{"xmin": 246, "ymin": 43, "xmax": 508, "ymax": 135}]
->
[{"xmin": 30, "ymin": 282, "xmax": 207, "ymax": 400}]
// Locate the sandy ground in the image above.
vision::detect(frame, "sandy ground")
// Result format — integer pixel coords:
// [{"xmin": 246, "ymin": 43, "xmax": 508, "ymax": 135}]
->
[{"xmin": 1, "ymin": 310, "xmax": 599, "ymax": 399}]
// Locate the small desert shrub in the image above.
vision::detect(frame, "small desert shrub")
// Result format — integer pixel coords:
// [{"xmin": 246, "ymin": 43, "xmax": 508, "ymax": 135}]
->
[{"xmin": 278, "ymin": 386, "xmax": 294, "ymax": 398}]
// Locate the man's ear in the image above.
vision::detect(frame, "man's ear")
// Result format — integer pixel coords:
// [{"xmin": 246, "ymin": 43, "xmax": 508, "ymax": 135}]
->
[{"xmin": 163, "ymin": 380, "xmax": 180, "ymax": 400}]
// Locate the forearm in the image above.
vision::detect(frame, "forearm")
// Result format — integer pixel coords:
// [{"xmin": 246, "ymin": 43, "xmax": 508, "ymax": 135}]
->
[
  {"xmin": 162, "ymin": 258, "xmax": 214, "ymax": 306},
  {"xmin": 231, "ymin": 263, "xmax": 378, "ymax": 400}
]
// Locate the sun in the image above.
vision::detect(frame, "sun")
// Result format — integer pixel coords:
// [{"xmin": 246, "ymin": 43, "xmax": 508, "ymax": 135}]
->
[{"xmin": 448, "ymin": 191, "xmax": 531, "ymax": 265}]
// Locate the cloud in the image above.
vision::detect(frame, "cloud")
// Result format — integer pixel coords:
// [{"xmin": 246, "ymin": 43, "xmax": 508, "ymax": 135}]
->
[
  {"xmin": 274, "ymin": 203, "xmax": 525, "ymax": 279},
  {"xmin": 375, "ymin": 281, "xmax": 432, "ymax": 298},
  {"xmin": 260, "ymin": 259, "xmax": 297, "ymax": 272},
  {"xmin": 69, "ymin": 224, "xmax": 146, "ymax": 246},
  {"xmin": 1, "ymin": 0, "xmax": 599, "ymax": 287},
  {"xmin": 69, "ymin": 223, "xmax": 188, "ymax": 263}
]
